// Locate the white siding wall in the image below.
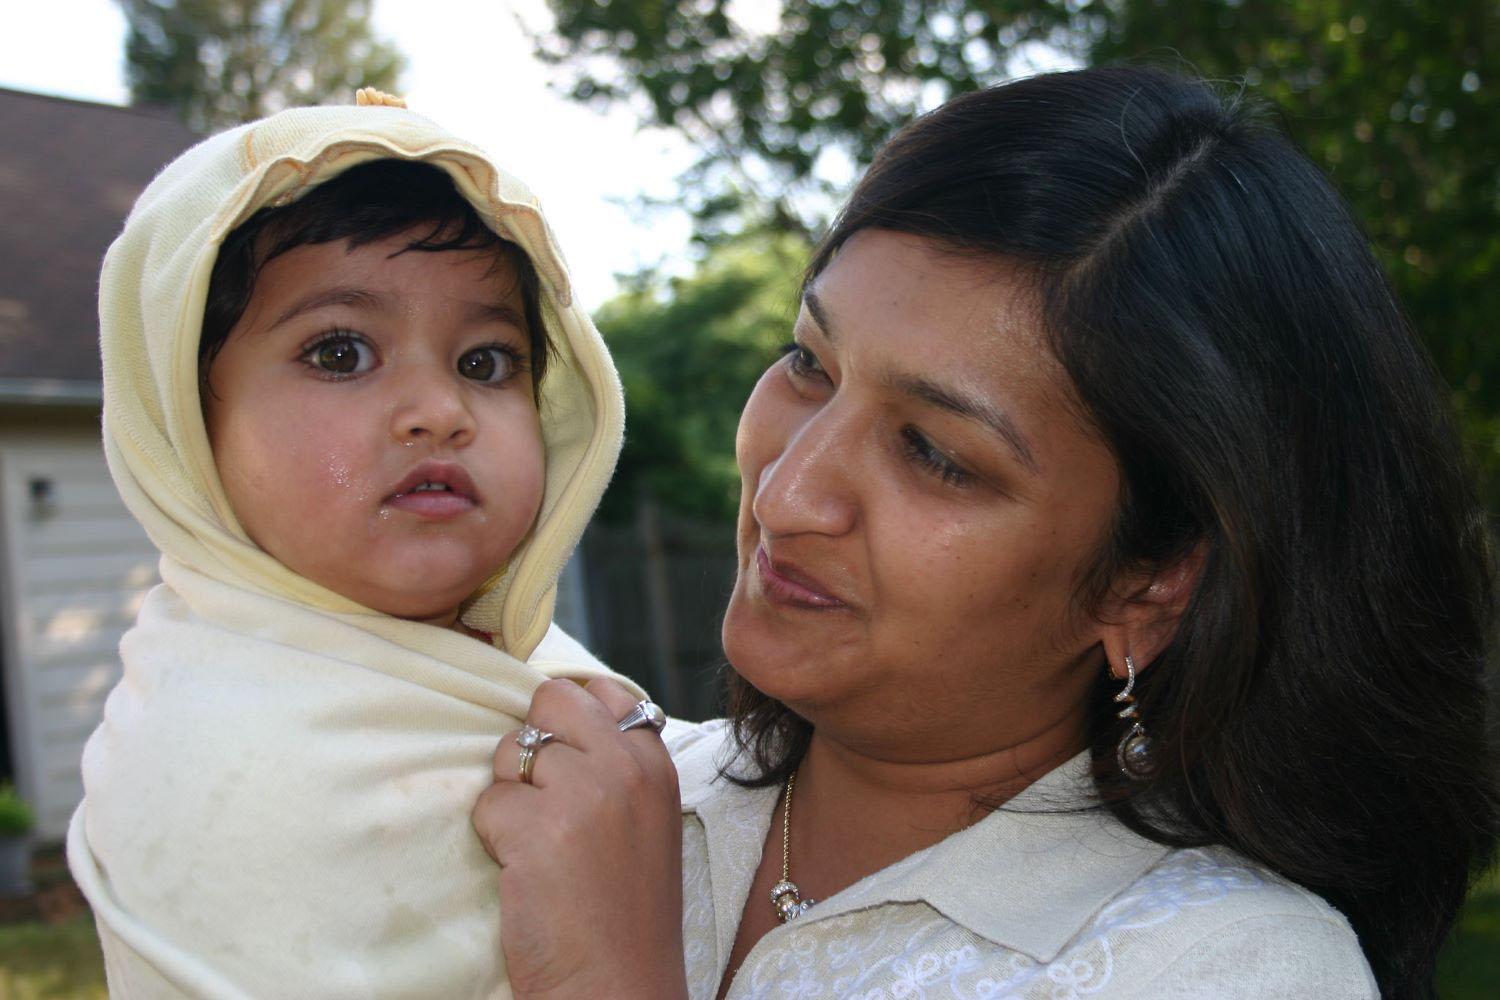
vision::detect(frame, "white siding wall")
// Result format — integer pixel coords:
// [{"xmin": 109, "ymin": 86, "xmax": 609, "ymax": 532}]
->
[{"xmin": 0, "ymin": 428, "xmax": 158, "ymax": 840}]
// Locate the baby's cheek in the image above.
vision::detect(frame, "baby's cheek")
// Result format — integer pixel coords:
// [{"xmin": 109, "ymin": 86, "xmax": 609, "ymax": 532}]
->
[
  {"xmin": 316, "ymin": 454, "xmax": 375, "ymax": 503},
  {"xmin": 299, "ymin": 424, "xmax": 383, "ymax": 500}
]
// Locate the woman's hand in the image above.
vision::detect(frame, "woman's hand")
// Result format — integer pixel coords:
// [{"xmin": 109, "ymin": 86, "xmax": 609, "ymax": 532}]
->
[{"xmin": 471, "ymin": 678, "xmax": 688, "ymax": 1000}]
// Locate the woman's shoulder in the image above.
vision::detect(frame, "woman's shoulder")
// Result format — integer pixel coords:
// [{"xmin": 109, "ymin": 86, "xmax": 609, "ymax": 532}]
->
[
  {"xmin": 1090, "ymin": 843, "xmax": 1378, "ymax": 999},
  {"xmin": 669, "ymin": 719, "xmax": 738, "ymax": 773},
  {"xmin": 1111, "ymin": 842, "xmax": 1353, "ymax": 925},
  {"xmin": 664, "ymin": 718, "xmax": 759, "ymax": 813},
  {"xmin": 664, "ymin": 716, "xmax": 731, "ymax": 747}
]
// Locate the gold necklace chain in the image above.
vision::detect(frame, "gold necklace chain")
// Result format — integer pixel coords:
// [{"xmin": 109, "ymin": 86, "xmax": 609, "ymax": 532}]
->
[{"xmin": 769, "ymin": 769, "xmax": 814, "ymax": 923}]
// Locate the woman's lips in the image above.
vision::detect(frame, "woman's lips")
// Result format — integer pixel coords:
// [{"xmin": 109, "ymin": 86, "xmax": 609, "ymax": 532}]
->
[{"xmin": 756, "ymin": 546, "xmax": 846, "ymax": 610}]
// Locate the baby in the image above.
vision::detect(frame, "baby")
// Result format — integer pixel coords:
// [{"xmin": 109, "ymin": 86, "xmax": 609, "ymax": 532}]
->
[{"xmin": 67, "ymin": 99, "xmax": 634, "ymax": 997}]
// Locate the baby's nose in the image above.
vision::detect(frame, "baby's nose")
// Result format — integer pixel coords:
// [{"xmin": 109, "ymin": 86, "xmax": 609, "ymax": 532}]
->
[{"xmin": 390, "ymin": 373, "xmax": 476, "ymax": 444}]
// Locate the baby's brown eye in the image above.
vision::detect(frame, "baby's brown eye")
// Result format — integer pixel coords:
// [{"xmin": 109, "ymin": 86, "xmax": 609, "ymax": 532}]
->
[
  {"xmin": 458, "ymin": 346, "xmax": 516, "ymax": 384},
  {"xmin": 306, "ymin": 335, "xmax": 374, "ymax": 375}
]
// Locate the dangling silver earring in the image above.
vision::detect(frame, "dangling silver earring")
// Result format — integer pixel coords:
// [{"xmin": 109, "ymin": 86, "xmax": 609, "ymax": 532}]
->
[{"xmin": 1113, "ymin": 654, "xmax": 1153, "ymax": 780}]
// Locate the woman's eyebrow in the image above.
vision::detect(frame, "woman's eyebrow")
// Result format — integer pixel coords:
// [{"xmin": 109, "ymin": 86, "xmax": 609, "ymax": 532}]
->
[
  {"xmin": 802, "ymin": 289, "xmax": 836, "ymax": 341},
  {"xmin": 803, "ymin": 289, "xmax": 1039, "ymax": 473},
  {"xmin": 269, "ymin": 285, "xmax": 386, "ymax": 329},
  {"xmin": 890, "ymin": 372, "xmax": 1039, "ymax": 473}
]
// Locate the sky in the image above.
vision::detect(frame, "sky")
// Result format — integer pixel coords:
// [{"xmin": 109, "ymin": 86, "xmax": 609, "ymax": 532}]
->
[{"xmin": 0, "ymin": 0, "xmax": 697, "ymax": 310}]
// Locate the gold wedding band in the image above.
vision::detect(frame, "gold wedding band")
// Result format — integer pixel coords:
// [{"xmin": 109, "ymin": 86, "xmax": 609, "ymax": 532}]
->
[{"xmin": 516, "ymin": 724, "xmax": 555, "ymax": 785}]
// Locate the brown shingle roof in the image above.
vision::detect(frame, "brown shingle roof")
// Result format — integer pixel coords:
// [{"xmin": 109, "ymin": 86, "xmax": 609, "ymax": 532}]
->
[{"xmin": 0, "ymin": 88, "xmax": 196, "ymax": 389}]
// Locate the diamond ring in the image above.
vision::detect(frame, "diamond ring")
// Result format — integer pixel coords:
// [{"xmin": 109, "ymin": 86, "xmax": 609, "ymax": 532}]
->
[{"xmin": 516, "ymin": 724, "xmax": 555, "ymax": 784}]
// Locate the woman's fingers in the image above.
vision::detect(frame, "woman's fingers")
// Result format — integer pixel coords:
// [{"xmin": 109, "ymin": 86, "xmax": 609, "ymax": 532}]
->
[
  {"xmin": 584, "ymin": 676, "xmax": 652, "ymax": 721},
  {"xmin": 470, "ymin": 781, "xmax": 516, "ymax": 865},
  {"xmin": 488, "ymin": 680, "xmax": 603, "ymax": 786},
  {"xmin": 529, "ymin": 677, "xmax": 629, "ymax": 748},
  {"xmin": 473, "ymin": 678, "xmax": 686, "ymax": 999},
  {"xmin": 490, "ymin": 727, "xmax": 586, "ymax": 788},
  {"xmin": 489, "ymin": 678, "xmax": 673, "ymax": 791}
]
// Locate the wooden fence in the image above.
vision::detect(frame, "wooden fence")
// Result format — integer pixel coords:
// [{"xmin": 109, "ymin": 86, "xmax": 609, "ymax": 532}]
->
[{"xmin": 577, "ymin": 502, "xmax": 737, "ymax": 723}]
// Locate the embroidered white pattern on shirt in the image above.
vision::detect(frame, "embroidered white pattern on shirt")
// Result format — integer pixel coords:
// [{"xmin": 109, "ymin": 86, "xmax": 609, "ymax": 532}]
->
[{"xmin": 711, "ymin": 849, "xmax": 1275, "ymax": 1000}]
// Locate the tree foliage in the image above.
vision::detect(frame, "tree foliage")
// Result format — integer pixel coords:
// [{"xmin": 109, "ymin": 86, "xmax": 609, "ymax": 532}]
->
[
  {"xmin": 536, "ymin": 0, "xmax": 1082, "ymax": 237},
  {"xmin": 594, "ymin": 230, "xmax": 808, "ymax": 522},
  {"xmin": 543, "ymin": 0, "xmax": 1500, "ymax": 504},
  {"xmin": 1089, "ymin": 1, "xmax": 1500, "ymax": 497},
  {"xmin": 119, "ymin": 0, "xmax": 404, "ymax": 132}
]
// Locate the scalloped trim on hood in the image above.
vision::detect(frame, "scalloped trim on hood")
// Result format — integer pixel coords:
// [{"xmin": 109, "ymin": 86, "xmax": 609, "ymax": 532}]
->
[{"xmin": 99, "ymin": 104, "xmax": 624, "ymax": 658}]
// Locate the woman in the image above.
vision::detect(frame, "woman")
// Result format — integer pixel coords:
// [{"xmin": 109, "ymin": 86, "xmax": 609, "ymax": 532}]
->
[{"xmin": 472, "ymin": 66, "xmax": 1499, "ymax": 1000}]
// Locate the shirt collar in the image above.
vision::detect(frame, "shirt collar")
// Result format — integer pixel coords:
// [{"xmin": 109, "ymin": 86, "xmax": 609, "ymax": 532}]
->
[{"xmin": 675, "ymin": 724, "xmax": 1169, "ymax": 964}]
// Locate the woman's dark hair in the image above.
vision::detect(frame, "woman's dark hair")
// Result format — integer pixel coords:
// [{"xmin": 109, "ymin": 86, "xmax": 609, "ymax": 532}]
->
[
  {"xmin": 725, "ymin": 66, "xmax": 1498, "ymax": 999},
  {"xmin": 201, "ymin": 159, "xmax": 549, "ymax": 393}
]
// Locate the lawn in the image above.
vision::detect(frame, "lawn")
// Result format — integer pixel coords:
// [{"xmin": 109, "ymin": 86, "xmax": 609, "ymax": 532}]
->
[
  {"xmin": 0, "ymin": 913, "xmax": 105, "ymax": 999},
  {"xmin": 1, "ymin": 870, "xmax": 1496, "ymax": 998},
  {"xmin": 1437, "ymin": 865, "xmax": 1500, "ymax": 999}
]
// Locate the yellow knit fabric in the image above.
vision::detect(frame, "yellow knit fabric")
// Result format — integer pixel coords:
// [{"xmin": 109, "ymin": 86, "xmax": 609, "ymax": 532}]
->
[{"xmin": 66, "ymin": 104, "xmax": 634, "ymax": 998}]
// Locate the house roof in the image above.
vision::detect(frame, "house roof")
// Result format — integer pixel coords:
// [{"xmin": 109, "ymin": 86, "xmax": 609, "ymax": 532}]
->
[{"xmin": 0, "ymin": 88, "xmax": 197, "ymax": 400}]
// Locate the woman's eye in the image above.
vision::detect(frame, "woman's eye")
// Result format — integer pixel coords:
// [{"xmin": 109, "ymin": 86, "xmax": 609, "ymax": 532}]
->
[
  {"xmin": 457, "ymin": 345, "xmax": 520, "ymax": 384},
  {"xmin": 901, "ymin": 427, "xmax": 974, "ymax": 488},
  {"xmin": 780, "ymin": 342, "xmax": 828, "ymax": 381},
  {"xmin": 304, "ymin": 334, "xmax": 375, "ymax": 376}
]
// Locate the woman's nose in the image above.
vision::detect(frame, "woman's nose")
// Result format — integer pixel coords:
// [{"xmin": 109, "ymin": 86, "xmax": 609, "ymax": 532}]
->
[
  {"xmin": 750, "ymin": 405, "xmax": 859, "ymax": 538},
  {"xmin": 389, "ymin": 369, "xmax": 477, "ymax": 446}
]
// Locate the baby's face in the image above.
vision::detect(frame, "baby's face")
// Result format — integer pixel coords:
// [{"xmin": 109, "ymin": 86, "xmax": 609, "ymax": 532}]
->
[{"xmin": 203, "ymin": 231, "xmax": 545, "ymax": 627}]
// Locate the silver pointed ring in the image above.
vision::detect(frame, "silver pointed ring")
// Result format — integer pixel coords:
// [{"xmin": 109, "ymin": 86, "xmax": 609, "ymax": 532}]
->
[
  {"xmin": 516, "ymin": 724, "xmax": 555, "ymax": 784},
  {"xmin": 616, "ymin": 700, "xmax": 667, "ymax": 734}
]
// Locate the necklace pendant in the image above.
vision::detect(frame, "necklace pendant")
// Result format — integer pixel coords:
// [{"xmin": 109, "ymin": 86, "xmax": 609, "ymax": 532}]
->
[{"xmin": 771, "ymin": 879, "xmax": 814, "ymax": 923}]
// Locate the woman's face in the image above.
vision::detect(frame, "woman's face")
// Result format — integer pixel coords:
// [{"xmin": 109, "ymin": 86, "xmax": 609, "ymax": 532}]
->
[{"xmin": 722, "ymin": 229, "xmax": 1121, "ymax": 762}]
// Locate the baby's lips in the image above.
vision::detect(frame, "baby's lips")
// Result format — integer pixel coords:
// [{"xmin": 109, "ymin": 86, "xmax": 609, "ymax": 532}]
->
[{"xmin": 387, "ymin": 460, "xmax": 479, "ymax": 503}]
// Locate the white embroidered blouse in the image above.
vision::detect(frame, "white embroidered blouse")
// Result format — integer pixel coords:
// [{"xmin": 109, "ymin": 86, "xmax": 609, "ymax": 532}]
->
[{"xmin": 669, "ymin": 721, "xmax": 1378, "ymax": 1000}]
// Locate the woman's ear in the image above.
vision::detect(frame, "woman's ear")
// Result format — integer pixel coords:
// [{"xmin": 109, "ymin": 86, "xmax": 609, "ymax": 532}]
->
[{"xmin": 1099, "ymin": 541, "xmax": 1208, "ymax": 679}]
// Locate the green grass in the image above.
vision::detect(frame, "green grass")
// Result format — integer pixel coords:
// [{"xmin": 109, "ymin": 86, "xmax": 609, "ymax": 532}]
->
[
  {"xmin": 1437, "ymin": 866, "xmax": 1500, "ymax": 1000},
  {"xmin": 0, "ymin": 912, "xmax": 106, "ymax": 999},
  {"xmin": 0, "ymin": 872, "xmax": 1495, "ymax": 998}
]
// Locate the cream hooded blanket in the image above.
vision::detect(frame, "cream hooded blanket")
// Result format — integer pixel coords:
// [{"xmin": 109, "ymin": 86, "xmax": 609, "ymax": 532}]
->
[{"xmin": 67, "ymin": 104, "xmax": 634, "ymax": 999}]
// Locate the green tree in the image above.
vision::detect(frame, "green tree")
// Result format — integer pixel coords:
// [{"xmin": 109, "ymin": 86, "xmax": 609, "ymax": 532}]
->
[
  {"xmin": 119, "ymin": 0, "xmax": 404, "ymax": 132},
  {"xmin": 594, "ymin": 230, "xmax": 809, "ymax": 522},
  {"xmin": 536, "ymin": 0, "xmax": 1080, "ymax": 237},
  {"xmin": 541, "ymin": 0, "xmax": 1500, "ymax": 501},
  {"xmin": 1089, "ymin": 2, "xmax": 1500, "ymax": 495}
]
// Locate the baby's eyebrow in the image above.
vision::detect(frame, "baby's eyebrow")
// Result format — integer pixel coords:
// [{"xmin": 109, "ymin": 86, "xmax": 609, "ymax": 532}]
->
[
  {"xmin": 465, "ymin": 300, "xmax": 527, "ymax": 330},
  {"xmin": 269, "ymin": 286, "xmax": 386, "ymax": 329}
]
